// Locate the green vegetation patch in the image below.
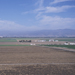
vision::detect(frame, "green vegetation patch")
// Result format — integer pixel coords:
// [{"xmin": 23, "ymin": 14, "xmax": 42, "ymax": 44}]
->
[
  {"xmin": 38, "ymin": 38, "xmax": 75, "ymax": 42},
  {"xmin": 40, "ymin": 45, "xmax": 75, "ymax": 49},
  {"xmin": 55, "ymin": 38, "xmax": 75, "ymax": 42},
  {"xmin": 0, "ymin": 38, "xmax": 17, "ymax": 42},
  {"xmin": 0, "ymin": 45, "xmax": 31, "ymax": 46}
]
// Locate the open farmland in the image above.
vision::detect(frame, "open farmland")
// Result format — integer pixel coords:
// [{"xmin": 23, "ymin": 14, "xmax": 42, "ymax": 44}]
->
[
  {"xmin": 0, "ymin": 37, "xmax": 75, "ymax": 50},
  {"xmin": 40, "ymin": 45, "xmax": 75, "ymax": 49},
  {"xmin": 55, "ymin": 38, "xmax": 75, "ymax": 42},
  {"xmin": 0, "ymin": 46, "xmax": 75, "ymax": 75},
  {"xmin": 0, "ymin": 38, "xmax": 17, "ymax": 42},
  {"xmin": 0, "ymin": 37, "xmax": 75, "ymax": 42},
  {"xmin": 0, "ymin": 37, "xmax": 75, "ymax": 75}
]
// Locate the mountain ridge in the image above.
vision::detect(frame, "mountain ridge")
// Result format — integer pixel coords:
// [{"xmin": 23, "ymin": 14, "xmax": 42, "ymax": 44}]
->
[{"xmin": 0, "ymin": 29, "xmax": 75, "ymax": 37}]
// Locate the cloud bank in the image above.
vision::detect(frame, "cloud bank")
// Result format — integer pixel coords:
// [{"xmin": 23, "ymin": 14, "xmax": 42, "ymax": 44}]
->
[
  {"xmin": 40, "ymin": 16, "xmax": 75, "ymax": 29},
  {"xmin": 0, "ymin": 20, "xmax": 30, "ymax": 31}
]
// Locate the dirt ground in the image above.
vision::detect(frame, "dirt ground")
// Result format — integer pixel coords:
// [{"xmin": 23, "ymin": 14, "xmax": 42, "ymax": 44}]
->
[
  {"xmin": 0, "ymin": 64, "xmax": 75, "ymax": 75},
  {"xmin": 0, "ymin": 46, "xmax": 75, "ymax": 75}
]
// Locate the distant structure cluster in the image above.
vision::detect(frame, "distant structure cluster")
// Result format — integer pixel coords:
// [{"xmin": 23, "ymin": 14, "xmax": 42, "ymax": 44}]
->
[
  {"xmin": 64, "ymin": 42, "xmax": 75, "ymax": 45},
  {"xmin": 19, "ymin": 40, "xmax": 31, "ymax": 42},
  {"xmin": 18, "ymin": 39, "xmax": 75, "ymax": 45}
]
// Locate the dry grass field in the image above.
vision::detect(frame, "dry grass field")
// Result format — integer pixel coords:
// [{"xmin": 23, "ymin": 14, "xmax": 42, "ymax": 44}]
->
[{"xmin": 0, "ymin": 46, "xmax": 75, "ymax": 75}]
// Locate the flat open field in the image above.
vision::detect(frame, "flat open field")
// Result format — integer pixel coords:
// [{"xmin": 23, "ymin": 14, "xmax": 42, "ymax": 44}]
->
[
  {"xmin": 41, "ymin": 45, "xmax": 75, "ymax": 49},
  {"xmin": 0, "ymin": 37, "xmax": 75, "ymax": 42},
  {"xmin": 0, "ymin": 38, "xmax": 75, "ymax": 50},
  {"xmin": 0, "ymin": 46, "xmax": 75, "ymax": 75}
]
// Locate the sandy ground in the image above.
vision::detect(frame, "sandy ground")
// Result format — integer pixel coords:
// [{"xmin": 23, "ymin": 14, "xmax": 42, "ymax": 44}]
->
[{"xmin": 0, "ymin": 46, "xmax": 75, "ymax": 75}]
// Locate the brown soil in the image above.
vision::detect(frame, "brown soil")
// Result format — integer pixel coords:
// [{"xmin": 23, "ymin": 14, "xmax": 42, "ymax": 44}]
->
[
  {"xmin": 0, "ymin": 64, "xmax": 75, "ymax": 75},
  {"xmin": 0, "ymin": 46, "xmax": 75, "ymax": 75},
  {"xmin": 0, "ymin": 46, "xmax": 75, "ymax": 64}
]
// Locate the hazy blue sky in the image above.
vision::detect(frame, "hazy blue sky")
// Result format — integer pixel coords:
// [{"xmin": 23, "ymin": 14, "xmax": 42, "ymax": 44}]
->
[{"xmin": 0, "ymin": 0, "xmax": 75, "ymax": 31}]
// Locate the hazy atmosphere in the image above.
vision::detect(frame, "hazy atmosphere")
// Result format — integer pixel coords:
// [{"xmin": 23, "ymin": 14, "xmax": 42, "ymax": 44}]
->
[{"xmin": 0, "ymin": 0, "xmax": 75, "ymax": 32}]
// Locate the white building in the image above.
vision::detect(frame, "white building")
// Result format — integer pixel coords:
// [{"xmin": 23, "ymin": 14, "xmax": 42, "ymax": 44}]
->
[
  {"xmin": 49, "ymin": 39, "xmax": 54, "ymax": 42},
  {"xmin": 30, "ymin": 43, "xmax": 36, "ymax": 45},
  {"xmin": 64, "ymin": 43, "xmax": 69, "ymax": 45},
  {"xmin": 38, "ymin": 40, "xmax": 46, "ymax": 42},
  {"xmin": 55, "ymin": 40, "xmax": 58, "ymax": 42},
  {"xmin": 70, "ymin": 43, "xmax": 75, "ymax": 45}
]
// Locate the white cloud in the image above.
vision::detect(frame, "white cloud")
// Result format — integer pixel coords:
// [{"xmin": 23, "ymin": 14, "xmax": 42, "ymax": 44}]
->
[
  {"xmin": 34, "ymin": 7, "xmax": 45, "ymax": 12},
  {"xmin": 34, "ymin": 5, "xmax": 75, "ymax": 19},
  {"xmin": 39, "ymin": 0, "xmax": 44, "ymax": 7},
  {"xmin": 33, "ymin": 0, "xmax": 75, "ymax": 22},
  {"xmin": 36, "ymin": 12, "xmax": 43, "ymax": 19},
  {"xmin": 21, "ymin": 0, "xmax": 75, "ymax": 30},
  {"xmin": 35, "ymin": 0, "xmax": 44, "ymax": 7},
  {"xmin": 50, "ymin": 0, "xmax": 71, "ymax": 5},
  {"xmin": 22, "ymin": 0, "xmax": 75, "ymax": 18},
  {"xmin": 45, "ymin": 5, "xmax": 75, "ymax": 13},
  {"xmin": 22, "ymin": 0, "xmax": 44, "ymax": 15},
  {"xmin": 39, "ymin": 15, "xmax": 75, "ymax": 29},
  {"xmin": 34, "ymin": 0, "xmax": 44, "ymax": 14},
  {"xmin": 0, "ymin": 20, "xmax": 32, "ymax": 31},
  {"xmin": 0, "ymin": 20, "xmax": 44, "ymax": 31},
  {"xmin": 0, "ymin": 16, "xmax": 75, "ymax": 31}
]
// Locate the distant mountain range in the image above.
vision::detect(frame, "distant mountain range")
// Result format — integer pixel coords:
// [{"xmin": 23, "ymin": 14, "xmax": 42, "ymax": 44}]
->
[{"xmin": 0, "ymin": 29, "xmax": 75, "ymax": 37}]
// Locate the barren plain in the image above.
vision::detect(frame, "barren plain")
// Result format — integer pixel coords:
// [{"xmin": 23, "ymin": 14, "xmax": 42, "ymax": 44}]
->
[{"xmin": 0, "ymin": 46, "xmax": 75, "ymax": 75}]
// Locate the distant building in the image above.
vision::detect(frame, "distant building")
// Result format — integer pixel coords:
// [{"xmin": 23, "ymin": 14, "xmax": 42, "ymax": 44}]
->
[
  {"xmin": 64, "ymin": 42, "xmax": 69, "ymax": 45},
  {"xmin": 70, "ymin": 43, "xmax": 75, "ymax": 45},
  {"xmin": 30, "ymin": 43, "xmax": 35, "ymax": 45},
  {"xmin": 64, "ymin": 43, "xmax": 69, "ymax": 45},
  {"xmin": 55, "ymin": 40, "xmax": 58, "ymax": 42},
  {"xmin": 38, "ymin": 40, "xmax": 46, "ymax": 42},
  {"xmin": 49, "ymin": 39, "xmax": 54, "ymax": 42},
  {"xmin": 19, "ymin": 40, "xmax": 31, "ymax": 42}
]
